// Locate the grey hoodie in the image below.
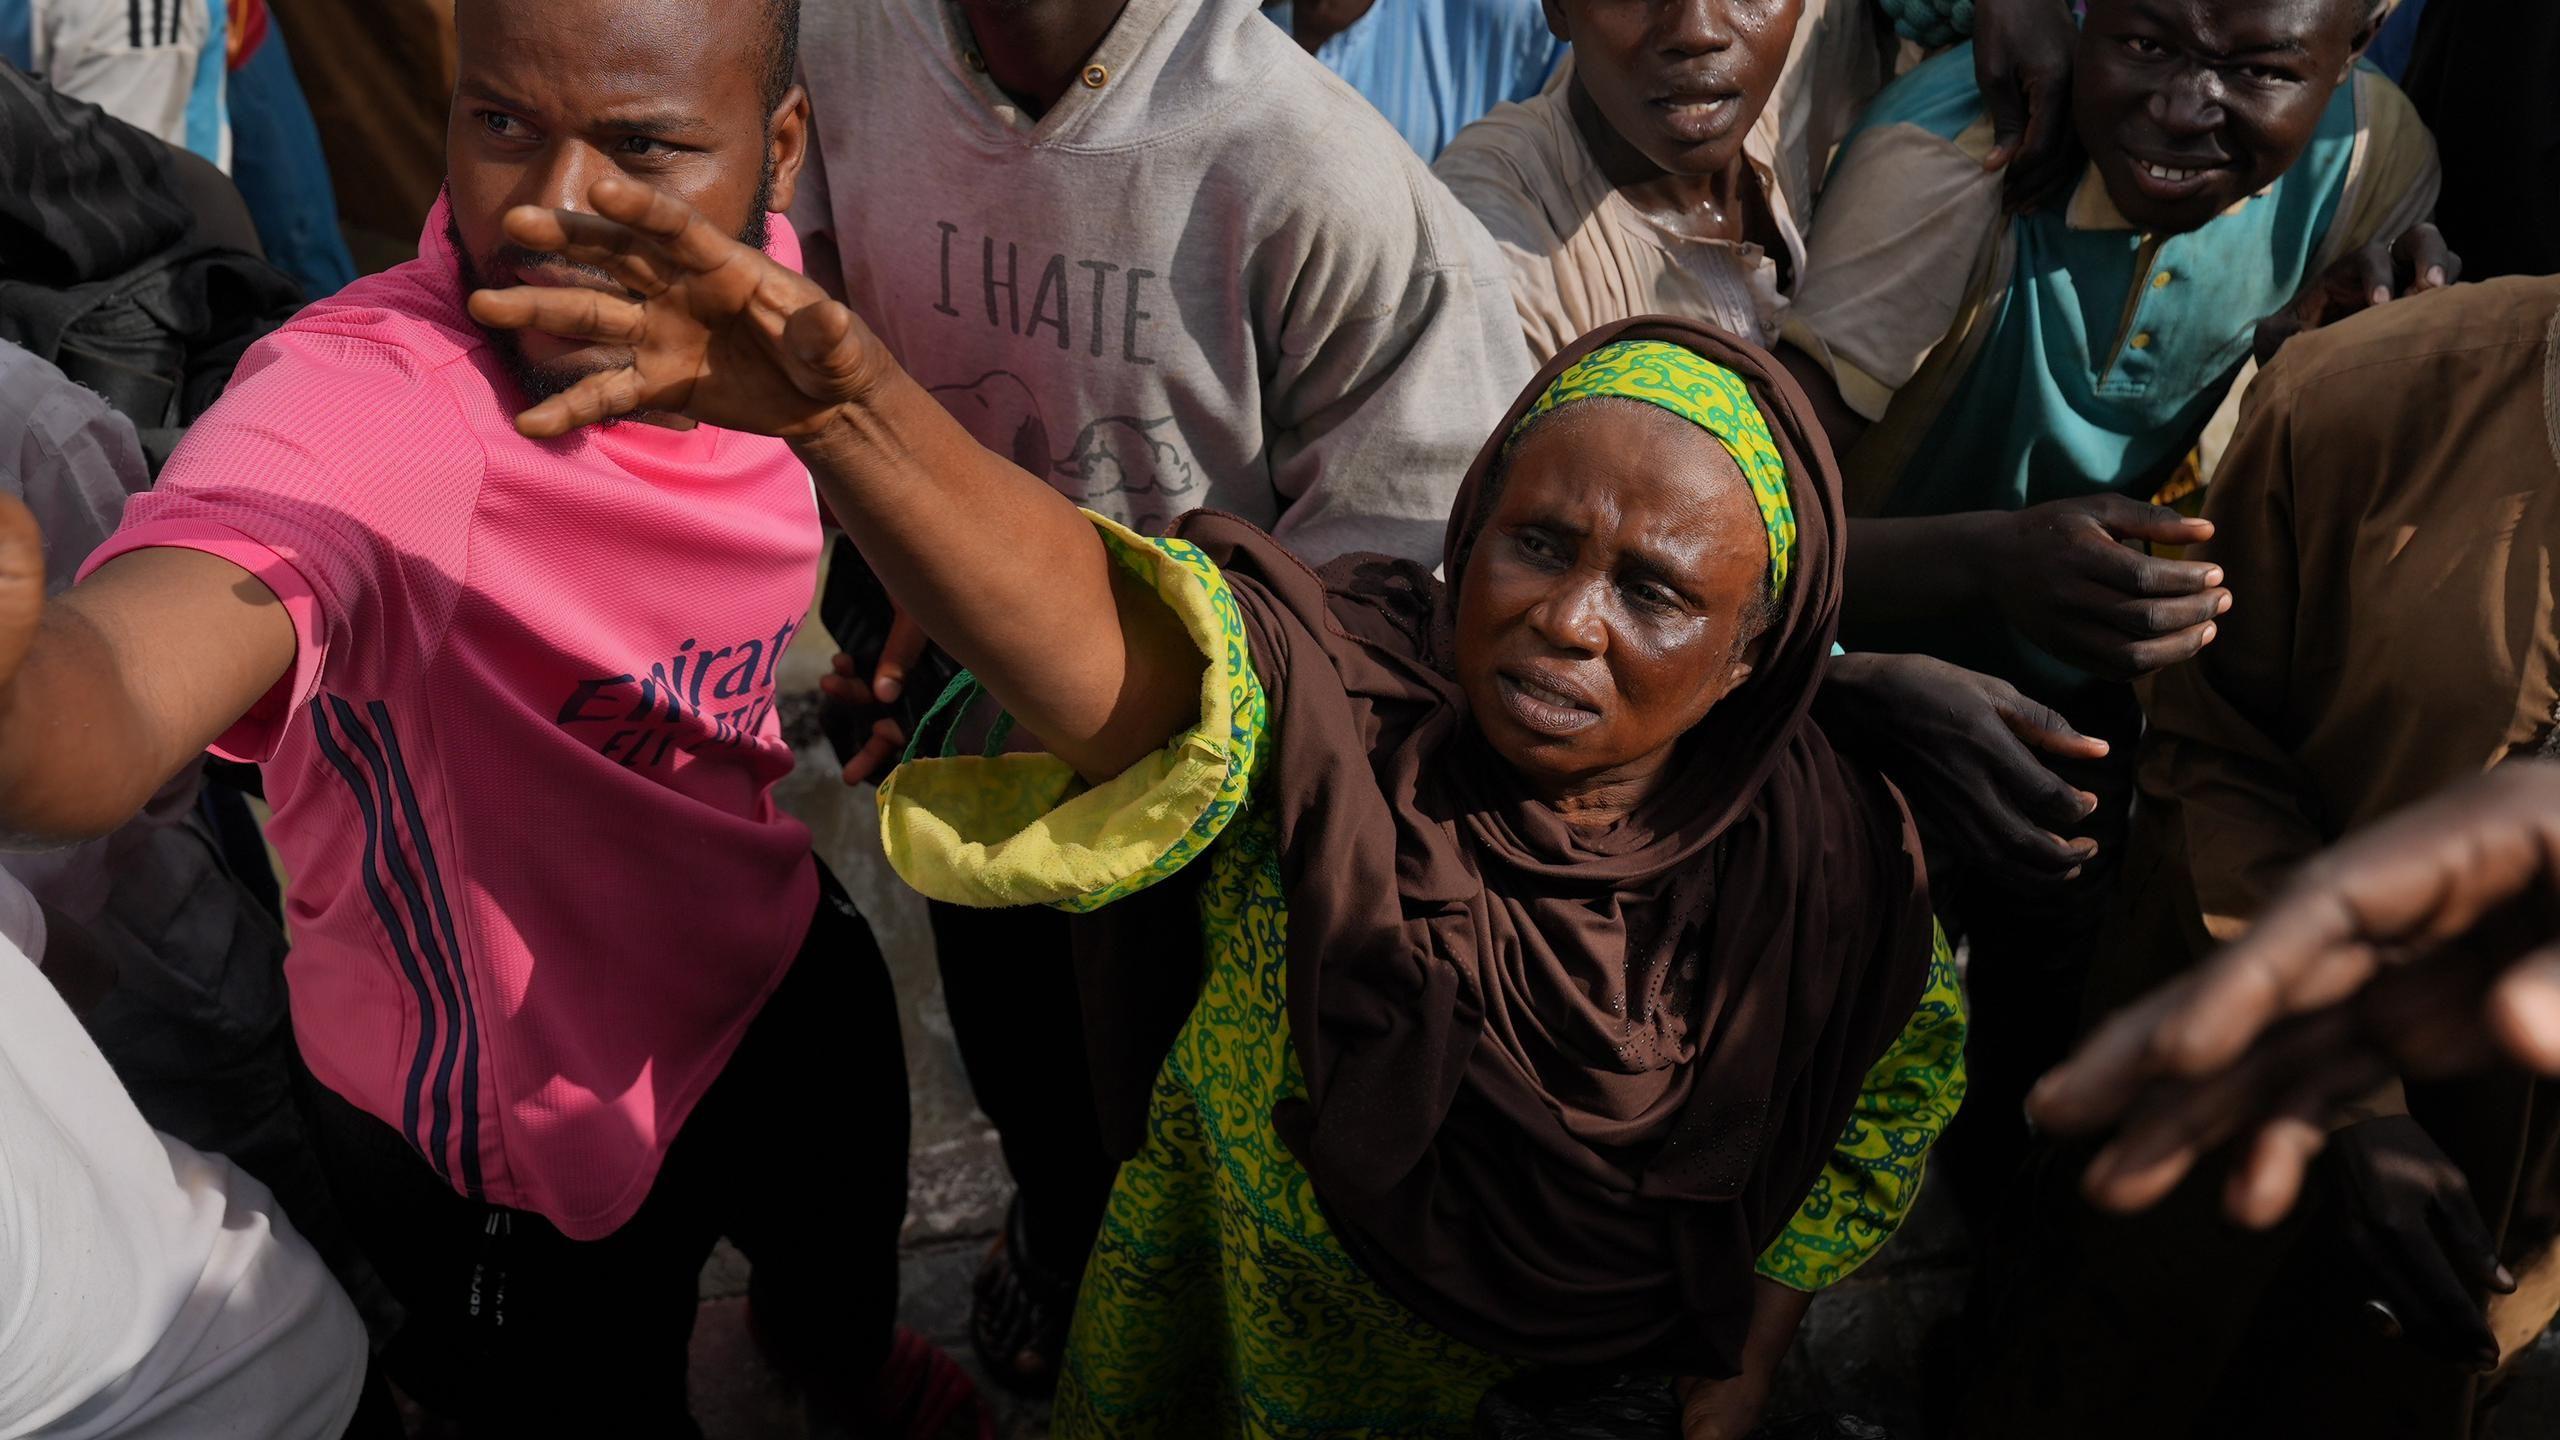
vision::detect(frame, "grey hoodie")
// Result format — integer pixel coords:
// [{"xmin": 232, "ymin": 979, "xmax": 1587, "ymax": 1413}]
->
[{"xmin": 792, "ymin": 0, "xmax": 1534, "ymax": 564}]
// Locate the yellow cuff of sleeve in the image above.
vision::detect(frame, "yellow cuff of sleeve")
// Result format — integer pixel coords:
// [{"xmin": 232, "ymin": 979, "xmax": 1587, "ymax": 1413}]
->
[{"xmin": 877, "ymin": 512, "xmax": 1264, "ymax": 914}]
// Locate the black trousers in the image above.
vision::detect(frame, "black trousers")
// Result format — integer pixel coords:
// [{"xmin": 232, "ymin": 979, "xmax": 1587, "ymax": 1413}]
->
[
  {"xmin": 926, "ymin": 899, "xmax": 1119, "ymax": 1274},
  {"xmin": 305, "ymin": 864, "xmax": 910, "ymax": 1439}
]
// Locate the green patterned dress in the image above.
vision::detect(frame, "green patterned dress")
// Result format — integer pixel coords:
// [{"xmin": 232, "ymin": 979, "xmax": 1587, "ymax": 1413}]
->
[{"xmin": 880, "ymin": 516, "xmax": 1967, "ymax": 1440}]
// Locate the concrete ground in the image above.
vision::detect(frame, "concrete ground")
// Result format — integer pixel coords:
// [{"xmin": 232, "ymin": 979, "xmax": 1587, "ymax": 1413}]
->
[{"xmin": 456, "ymin": 628, "xmax": 2560, "ymax": 1439}]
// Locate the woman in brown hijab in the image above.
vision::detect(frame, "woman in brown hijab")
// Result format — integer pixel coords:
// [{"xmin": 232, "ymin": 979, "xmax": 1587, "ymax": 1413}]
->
[
  {"xmin": 867, "ymin": 315, "xmax": 1966, "ymax": 1439},
  {"xmin": 461, "ymin": 179, "xmax": 1963, "ymax": 1439}
]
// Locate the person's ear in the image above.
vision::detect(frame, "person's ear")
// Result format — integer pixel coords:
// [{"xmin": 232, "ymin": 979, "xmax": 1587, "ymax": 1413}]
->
[
  {"xmin": 766, "ymin": 83, "xmax": 811, "ymax": 215},
  {"xmin": 1722, "ymin": 651, "xmax": 1758, "ymax": 695},
  {"xmin": 1540, "ymin": 0, "xmax": 1570, "ymax": 44},
  {"xmin": 1722, "ymin": 616, "xmax": 1774, "ymax": 695}
]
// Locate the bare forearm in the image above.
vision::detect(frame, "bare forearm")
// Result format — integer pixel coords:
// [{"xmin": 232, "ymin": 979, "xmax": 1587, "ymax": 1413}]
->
[
  {"xmin": 1741, "ymin": 1277, "xmax": 1816, "ymax": 1372},
  {"xmin": 793, "ymin": 375, "xmax": 1203, "ymax": 781},
  {"xmin": 0, "ymin": 547, "xmax": 295, "ymax": 848},
  {"xmin": 0, "ymin": 608, "xmax": 199, "ymax": 845}
]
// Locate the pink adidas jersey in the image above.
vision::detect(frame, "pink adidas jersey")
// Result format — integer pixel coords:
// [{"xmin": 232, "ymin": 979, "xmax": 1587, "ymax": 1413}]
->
[{"xmin": 84, "ymin": 198, "xmax": 824, "ymax": 1238}]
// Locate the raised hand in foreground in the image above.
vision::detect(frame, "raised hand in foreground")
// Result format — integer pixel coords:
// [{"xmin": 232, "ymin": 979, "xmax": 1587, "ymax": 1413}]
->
[
  {"xmin": 2029, "ymin": 764, "xmax": 2560, "ymax": 1226},
  {"xmin": 467, "ymin": 175, "xmax": 1204, "ymax": 785}
]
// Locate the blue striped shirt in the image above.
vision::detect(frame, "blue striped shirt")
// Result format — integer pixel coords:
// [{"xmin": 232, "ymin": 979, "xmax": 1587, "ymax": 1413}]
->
[{"xmin": 1262, "ymin": 0, "xmax": 1564, "ymax": 160}]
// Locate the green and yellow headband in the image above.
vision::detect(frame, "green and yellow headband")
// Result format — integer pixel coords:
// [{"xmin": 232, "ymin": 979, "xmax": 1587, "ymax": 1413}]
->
[{"xmin": 1509, "ymin": 340, "xmax": 1797, "ymax": 595}]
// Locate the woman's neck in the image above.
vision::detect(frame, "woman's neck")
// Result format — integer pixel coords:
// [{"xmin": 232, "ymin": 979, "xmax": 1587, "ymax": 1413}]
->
[
  {"xmin": 1567, "ymin": 77, "xmax": 1763, "ymax": 247},
  {"xmin": 1538, "ymin": 756, "xmax": 1677, "ymax": 832},
  {"xmin": 959, "ymin": 0, "xmax": 1131, "ymax": 117}
]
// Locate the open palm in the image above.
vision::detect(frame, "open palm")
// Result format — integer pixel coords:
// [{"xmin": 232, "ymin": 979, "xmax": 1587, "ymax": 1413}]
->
[{"xmin": 465, "ymin": 174, "xmax": 883, "ymax": 441}]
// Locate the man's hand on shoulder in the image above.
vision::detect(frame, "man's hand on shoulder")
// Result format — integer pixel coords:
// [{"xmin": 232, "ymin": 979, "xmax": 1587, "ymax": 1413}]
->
[{"xmin": 2255, "ymin": 223, "xmax": 2462, "ymax": 364}]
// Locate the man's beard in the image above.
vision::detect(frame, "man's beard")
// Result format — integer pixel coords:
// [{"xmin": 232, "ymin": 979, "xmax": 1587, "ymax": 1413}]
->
[{"xmin": 450, "ymin": 156, "xmax": 775, "ymax": 425}]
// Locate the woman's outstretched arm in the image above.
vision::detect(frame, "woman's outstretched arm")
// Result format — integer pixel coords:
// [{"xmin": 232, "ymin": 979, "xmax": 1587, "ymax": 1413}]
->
[{"xmin": 467, "ymin": 175, "xmax": 1201, "ymax": 781}]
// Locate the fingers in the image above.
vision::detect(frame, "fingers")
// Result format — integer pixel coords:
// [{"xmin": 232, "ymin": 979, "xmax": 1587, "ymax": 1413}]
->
[
  {"xmin": 495, "ymin": 177, "xmax": 761, "ymax": 300},
  {"xmin": 2255, "ymin": 313, "xmax": 2311, "ymax": 366},
  {"xmin": 2429, "ymin": 1177, "xmax": 2517, "ymax": 1298},
  {"xmin": 2385, "ymin": 1218, "xmax": 2503, "ymax": 1368},
  {"xmin": 1937, "ymin": 801, "xmax": 2096, "ymax": 885},
  {"xmin": 2084, "ymin": 619, "xmax": 2221, "ymax": 682},
  {"xmin": 1976, "ymin": 724, "xmax": 2102, "ymax": 833},
  {"xmin": 2030, "ymin": 983, "xmax": 2191, "ymax": 1135},
  {"xmin": 782, "ymin": 298, "xmax": 880, "ymax": 402},
  {"xmin": 2156, "ymin": 890, "xmax": 2378, "ymax": 1073},
  {"xmin": 870, "ymin": 609, "xmax": 928, "ymax": 705},
  {"xmin": 2393, "ymin": 223, "xmax": 2458, "ymax": 294},
  {"xmin": 2348, "ymin": 241, "xmax": 2396, "ymax": 310},
  {"xmin": 497, "ymin": 205, "xmax": 677, "ymax": 295},
  {"xmin": 839, "ymin": 716, "xmax": 907, "ymax": 787},
  {"xmin": 2102, "ymin": 586, "xmax": 2232, "ymax": 640},
  {"xmin": 0, "ymin": 495, "xmax": 44, "ymax": 693},
  {"xmin": 2222, "ymin": 1102, "xmax": 2330, "ymax": 1229},
  {"xmin": 2489, "ymin": 946, "xmax": 2560, "ymax": 1074},
  {"xmin": 820, "ymin": 649, "xmax": 876, "ymax": 706},
  {"xmin": 467, "ymin": 284, "xmax": 647, "ymax": 347},
  {"xmin": 1994, "ymin": 689, "xmax": 2114, "ymax": 764},
  {"xmin": 511, "ymin": 365, "xmax": 653, "ymax": 440},
  {"xmin": 1992, "ymin": 73, "xmax": 2073, "ymax": 213},
  {"xmin": 1982, "ymin": 75, "xmax": 2029, "ymax": 172},
  {"xmin": 584, "ymin": 172, "xmax": 749, "ymax": 275},
  {"xmin": 2080, "ymin": 494, "xmax": 2218, "ymax": 552},
  {"xmin": 2079, "ymin": 1011, "xmax": 2369, "ymax": 1213}
]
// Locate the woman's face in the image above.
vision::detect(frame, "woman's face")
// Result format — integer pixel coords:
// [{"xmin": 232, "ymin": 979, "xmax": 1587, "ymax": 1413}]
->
[
  {"xmin": 1548, "ymin": 0, "xmax": 1804, "ymax": 178},
  {"xmin": 1455, "ymin": 401, "xmax": 1773, "ymax": 808}
]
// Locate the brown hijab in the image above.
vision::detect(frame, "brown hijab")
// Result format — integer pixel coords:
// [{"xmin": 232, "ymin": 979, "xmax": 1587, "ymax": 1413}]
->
[{"xmin": 1081, "ymin": 317, "xmax": 1936, "ymax": 1377}]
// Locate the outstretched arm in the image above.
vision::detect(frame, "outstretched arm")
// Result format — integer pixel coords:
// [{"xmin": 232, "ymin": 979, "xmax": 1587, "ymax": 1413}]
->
[
  {"xmin": 0, "ymin": 527, "xmax": 294, "ymax": 848},
  {"xmin": 469, "ymin": 176, "xmax": 1202, "ymax": 783}
]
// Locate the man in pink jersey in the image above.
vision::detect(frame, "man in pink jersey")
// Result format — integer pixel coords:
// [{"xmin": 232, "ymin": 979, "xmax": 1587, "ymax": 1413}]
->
[{"xmin": 0, "ymin": 0, "xmax": 986, "ymax": 1434}]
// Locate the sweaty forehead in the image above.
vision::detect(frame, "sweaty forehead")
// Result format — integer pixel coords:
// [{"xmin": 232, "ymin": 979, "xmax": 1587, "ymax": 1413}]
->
[
  {"xmin": 456, "ymin": 0, "xmax": 765, "ymax": 114},
  {"xmin": 2095, "ymin": 0, "xmax": 2363, "ymax": 52}
]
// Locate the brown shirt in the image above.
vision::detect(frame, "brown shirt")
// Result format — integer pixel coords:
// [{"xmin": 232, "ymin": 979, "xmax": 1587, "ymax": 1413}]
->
[{"xmin": 2136, "ymin": 275, "xmax": 2560, "ymax": 949}]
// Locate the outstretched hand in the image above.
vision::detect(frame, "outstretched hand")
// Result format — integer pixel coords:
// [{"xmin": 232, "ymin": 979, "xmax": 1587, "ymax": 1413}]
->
[
  {"xmin": 465, "ymin": 174, "xmax": 886, "ymax": 440},
  {"xmin": 2030, "ymin": 764, "xmax": 2560, "ymax": 1226}
]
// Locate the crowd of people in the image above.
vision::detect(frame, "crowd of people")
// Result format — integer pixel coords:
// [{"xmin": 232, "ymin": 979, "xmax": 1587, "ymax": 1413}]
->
[{"xmin": 0, "ymin": 0, "xmax": 2555, "ymax": 1437}]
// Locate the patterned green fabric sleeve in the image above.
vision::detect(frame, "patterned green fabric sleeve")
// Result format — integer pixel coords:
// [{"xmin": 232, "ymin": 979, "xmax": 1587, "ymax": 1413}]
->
[
  {"xmin": 1754, "ymin": 923, "xmax": 1969, "ymax": 1291},
  {"xmin": 875, "ymin": 513, "xmax": 1268, "ymax": 916}
]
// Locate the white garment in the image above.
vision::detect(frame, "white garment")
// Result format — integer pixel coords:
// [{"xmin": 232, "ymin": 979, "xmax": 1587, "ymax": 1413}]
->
[
  {"xmin": 0, "ymin": 874, "xmax": 363, "ymax": 1440},
  {"xmin": 24, "ymin": 0, "xmax": 226, "ymax": 166},
  {"xmin": 792, "ymin": 0, "xmax": 1534, "ymax": 566}
]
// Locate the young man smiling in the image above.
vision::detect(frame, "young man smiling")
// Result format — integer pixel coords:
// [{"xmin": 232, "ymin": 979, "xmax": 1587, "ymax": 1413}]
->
[
  {"xmin": 1775, "ymin": 0, "xmax": 2445, "ymax": 1215},
  {"xmin": 0, "ymin": 0, "xmax": 977, "ymax": 1432},
  {"xmin": 1784, "ymin": 0, "xmax": 2441, "ymax": 693}
]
